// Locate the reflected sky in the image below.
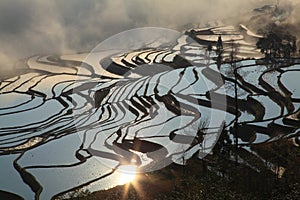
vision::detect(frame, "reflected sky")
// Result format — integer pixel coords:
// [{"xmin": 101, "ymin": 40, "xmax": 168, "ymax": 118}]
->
[{"xmin": 1, "ymin": 1, "xmax": 300, "ymax": 199}]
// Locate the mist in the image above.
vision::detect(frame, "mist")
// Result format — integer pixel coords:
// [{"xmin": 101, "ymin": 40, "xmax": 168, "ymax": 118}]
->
[{"xmin": 0, "ymin": 0, "xmax": 298, "ymax": 72}]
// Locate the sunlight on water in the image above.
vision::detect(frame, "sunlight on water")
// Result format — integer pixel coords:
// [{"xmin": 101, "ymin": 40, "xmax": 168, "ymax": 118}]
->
[
  {"xmin": 1, "ymin": 24, "xmax": 300, "ymax": 199},
  {"xmin": 117, "ymin": 165, "xmax": 137, "ymax": 185}
]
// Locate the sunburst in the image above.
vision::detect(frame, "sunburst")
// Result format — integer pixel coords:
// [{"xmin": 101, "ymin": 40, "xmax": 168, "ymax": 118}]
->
[{"xmin": 117, "ymin": 165, "xmax": 137, "ymax": 185}]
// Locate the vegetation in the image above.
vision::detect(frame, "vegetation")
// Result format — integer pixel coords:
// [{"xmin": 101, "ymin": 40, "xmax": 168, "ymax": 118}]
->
[
  {"xmin": 256, "ymin": 25, "xmax": 297, "ymax": 60},
  {"xmin": 72, "ymin": 133, "xmax": 299, "ymax": 200}
]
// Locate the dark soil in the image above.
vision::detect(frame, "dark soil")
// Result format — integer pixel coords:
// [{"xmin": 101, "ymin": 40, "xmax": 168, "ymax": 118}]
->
[{"xmin": 75, "ymin": 139, "xmax": 300, "ymax": 200}]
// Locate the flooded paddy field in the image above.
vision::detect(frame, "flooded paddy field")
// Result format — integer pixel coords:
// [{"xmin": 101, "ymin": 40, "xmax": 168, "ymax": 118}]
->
[{"xmin": 0, "ymin": 26, "xmax": 299, "ymax": 199}]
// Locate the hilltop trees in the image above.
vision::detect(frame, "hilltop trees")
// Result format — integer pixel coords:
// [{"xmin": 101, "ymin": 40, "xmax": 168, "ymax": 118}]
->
[{"xmin": 256, "ymin": 31, "xmax": 297, "ymax": 60}]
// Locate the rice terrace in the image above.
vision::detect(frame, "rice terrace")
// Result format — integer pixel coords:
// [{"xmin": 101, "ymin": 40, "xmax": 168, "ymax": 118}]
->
[{"xmin": 0, "ymin": 1, "xmax": 299, "ymax": 199}]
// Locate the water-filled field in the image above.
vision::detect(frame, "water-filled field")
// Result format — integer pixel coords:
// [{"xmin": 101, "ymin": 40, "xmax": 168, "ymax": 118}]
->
[{"xmin": 0, "ymin": 26, "xmax": 299, "ymax": 199}]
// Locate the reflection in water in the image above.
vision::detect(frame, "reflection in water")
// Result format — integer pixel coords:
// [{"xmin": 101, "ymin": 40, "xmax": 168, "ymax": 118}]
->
[
  {"xmin": 0, "ymin": 26, "xmax": 300, "ymax": 199},
  {"xmin": 117, "ymin": 165, "xmax": 137, "ymax": 185}
]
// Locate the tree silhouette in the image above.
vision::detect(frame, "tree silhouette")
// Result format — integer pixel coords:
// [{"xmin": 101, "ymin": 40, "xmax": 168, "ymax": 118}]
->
[
  {"xmin": 256, "ymin": 31, "xmax": 297, "ymax": 60},
  {"xmin": 216, "ymin": 35, "xmax": 223, "ymax": 56},
  {"xmin": 207, "ymin": 43, "xmax": 213, "ymax": 65}
]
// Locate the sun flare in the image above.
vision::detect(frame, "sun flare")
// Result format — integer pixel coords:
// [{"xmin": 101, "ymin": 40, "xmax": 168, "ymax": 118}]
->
[{"xmin": 117, "ymin": 165, "xmax": 137, "ymax": 185}]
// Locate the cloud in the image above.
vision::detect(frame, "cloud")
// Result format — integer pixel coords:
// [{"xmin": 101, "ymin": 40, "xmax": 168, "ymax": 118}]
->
[
  {"xmin": 0, "ymin": 0, "xmax": 69, "ymax": 71},
  {"xmin": 0, "ymin": 0, "xmax": 32, "ymax": 34},
  {"xmin": 0, "ymin": 0, "xmax": 297, "ymax": 72}
]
